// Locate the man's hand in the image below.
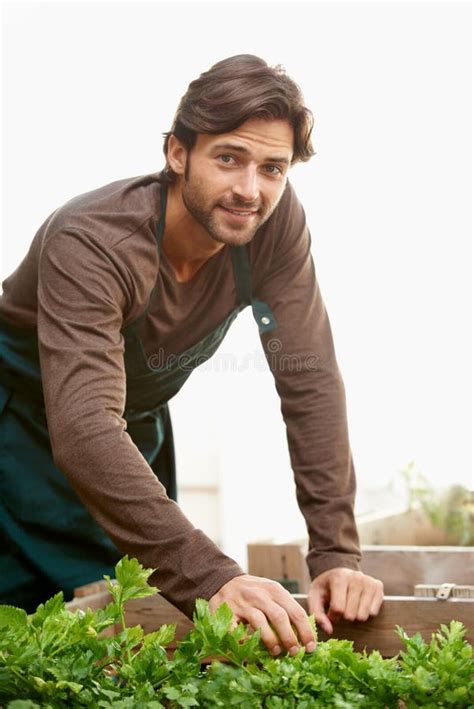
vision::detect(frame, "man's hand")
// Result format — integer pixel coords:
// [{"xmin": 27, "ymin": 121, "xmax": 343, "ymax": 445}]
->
[
  {"xmin": 209, "ymin": 574, "xmax": 316, "ymax": 657},
  {"xmin": 308, "ymin": 568, "xmax": 384, "ymax": 635}
]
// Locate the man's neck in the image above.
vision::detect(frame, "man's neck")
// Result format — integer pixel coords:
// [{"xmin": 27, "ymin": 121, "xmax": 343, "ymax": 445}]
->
[{"xmin": 161, "ymin": 183, "xmax": 224, "ymax": 282}]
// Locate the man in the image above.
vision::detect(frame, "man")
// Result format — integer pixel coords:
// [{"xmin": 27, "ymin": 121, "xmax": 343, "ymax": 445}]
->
[{"xmin": 0, "ymin": 54, "xmax": 383, "ymax": 657}]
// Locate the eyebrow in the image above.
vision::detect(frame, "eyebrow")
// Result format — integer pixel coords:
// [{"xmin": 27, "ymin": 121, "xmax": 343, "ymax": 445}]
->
[{"xmin": 211, "ymin": 142, "xmax": 291, "ymax": 165}]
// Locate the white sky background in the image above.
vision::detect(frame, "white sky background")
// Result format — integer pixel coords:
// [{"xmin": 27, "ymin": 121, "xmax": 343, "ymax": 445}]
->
[{"xmin": 1, "ymin": 2, "xmax": 472, "ymax": 567}]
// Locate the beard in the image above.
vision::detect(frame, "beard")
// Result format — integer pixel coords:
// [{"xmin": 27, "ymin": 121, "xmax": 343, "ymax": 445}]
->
[{"xmin": 181, "ymin": 157, "xmax": 279, "ymax": 246}]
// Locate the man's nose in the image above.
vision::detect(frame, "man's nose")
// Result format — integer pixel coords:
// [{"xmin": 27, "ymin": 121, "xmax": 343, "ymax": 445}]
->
[{"xmin": 232, "ymin": 168, "xmax": 259, "ymax": 203}]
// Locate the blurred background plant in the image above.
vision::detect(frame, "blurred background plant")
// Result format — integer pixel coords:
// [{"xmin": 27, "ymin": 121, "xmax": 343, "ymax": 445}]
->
[{"xmin": 399, "ymin": 462, "xmax": 474, "ymax": 546}]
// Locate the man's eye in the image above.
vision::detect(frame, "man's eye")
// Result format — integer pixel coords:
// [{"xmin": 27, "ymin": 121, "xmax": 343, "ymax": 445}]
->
[
  {"xmin": 218, "ymin": 155, "xmax": 236, "ymax": 165},
  {"xmin": 264, "ymin": 165, "xmax": 282, "ymax": 175}
]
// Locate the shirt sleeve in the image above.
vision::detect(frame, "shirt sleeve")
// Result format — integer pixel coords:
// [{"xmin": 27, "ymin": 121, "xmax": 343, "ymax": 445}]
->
[
  {"xmin": 37, "ymin": 227, "xmax": 244, "ymax": 617},
  {"xmin": 254, "ymin": 184, "xmax": 362, "ymax": 580}
]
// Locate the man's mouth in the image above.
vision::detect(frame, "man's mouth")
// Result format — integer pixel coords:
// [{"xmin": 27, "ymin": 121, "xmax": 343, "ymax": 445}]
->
[{"xmin": 219, "ymin": 205, "xmax": 259, "ymax": 220}]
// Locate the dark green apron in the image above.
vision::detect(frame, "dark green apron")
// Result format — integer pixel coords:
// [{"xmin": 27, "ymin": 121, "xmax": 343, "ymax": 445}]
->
[{"xmin": 0, "ymin": 186, "xmax": 277, "ymax": 611}]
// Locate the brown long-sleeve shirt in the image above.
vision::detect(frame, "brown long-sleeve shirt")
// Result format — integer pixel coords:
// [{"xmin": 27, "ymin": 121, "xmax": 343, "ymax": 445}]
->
[{"xmin": 0, "ymin": 172, "xmax": 361, "ymax": 616}]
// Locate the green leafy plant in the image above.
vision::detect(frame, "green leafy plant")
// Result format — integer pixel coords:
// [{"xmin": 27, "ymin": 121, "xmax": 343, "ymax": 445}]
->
[
  {"xmin": 400, "ymin": 462, "xmax": 474, "ymax": 545},
  {"xmin": 0, "ymin": 557, "xmax": 472, "ymax": 707}
]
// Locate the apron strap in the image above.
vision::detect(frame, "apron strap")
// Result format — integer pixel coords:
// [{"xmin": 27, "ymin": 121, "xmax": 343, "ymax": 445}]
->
[
  {"xmin": 230, "ymin": 246, "xmax": 252, "ymax": 305},
  {"xmin": 155, "ymin": 185, "xmax": 167, "ymax": 254},
  {"xmin": 230, "ymin": 246, "xmax": 277, "ymax": 335}
]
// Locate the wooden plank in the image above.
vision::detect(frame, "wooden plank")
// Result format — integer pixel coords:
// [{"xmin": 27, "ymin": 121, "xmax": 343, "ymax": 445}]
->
[
  {"xmin": 294, "ymin": 595, "xmax": 474, "ymax": 656},
  {"xmin": 248, "ymin": 542, "xmax": 474, "ymax": 596},
  {"xmin": 361, "ymin": 545, "xmax": 474, "ymax": 595},
  {"xmin": 247, "ymin": 542, "xmax": 310, "ymax": 593},
  {"xmin": 124, "ymin": 595, "xmax": 474, "ymax": 657},
  {"xmin": 73, "ymin": 579, "xmax": 110, "ymax": 598},
  {"xmin": 67, "ymin": 589, "xmax": 113, "ymax": 612},
  {"xmin": 125, "ymin": 595, "xmax": 193, "ymax": 644},
  {"xmin": 66, "ymin": 587, "xmax": 474, "ymax": 658}
]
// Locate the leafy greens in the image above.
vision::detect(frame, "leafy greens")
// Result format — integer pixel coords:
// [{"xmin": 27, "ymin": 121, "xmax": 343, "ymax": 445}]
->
[{"xmin": 0, "ymin": 557, "xmax": 472, "ymax": 708}]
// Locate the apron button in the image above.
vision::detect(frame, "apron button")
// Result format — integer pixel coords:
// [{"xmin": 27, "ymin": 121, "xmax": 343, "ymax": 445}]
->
[{"xmin": 261, "ymin": 316, "xmax": 271, "ymax": 325}]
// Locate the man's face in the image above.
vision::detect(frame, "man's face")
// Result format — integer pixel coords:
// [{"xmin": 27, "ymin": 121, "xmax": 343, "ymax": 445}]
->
[{"xmin": 178, "ymin": 118, "xmax": 294, "ymax": 246}]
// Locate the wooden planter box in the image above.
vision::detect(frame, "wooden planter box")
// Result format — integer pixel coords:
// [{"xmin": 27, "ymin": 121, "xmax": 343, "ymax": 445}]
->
[
  {"xmin": 245, "ymin": 539, "xmax": 474, "ymax": 656},
  {"xmin": 247, "ymin": 540, "xmax": 474, "ymax": 596},
  {"xmin": 66, "ymin": 509, "xmax": 473, "ymax": 659},
  {"xmin": 66, "ymin": 574, "xmax": 474, "ymax": 659}
]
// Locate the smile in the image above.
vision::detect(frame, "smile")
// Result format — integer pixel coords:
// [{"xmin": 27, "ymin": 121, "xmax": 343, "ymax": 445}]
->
[{"xmin": 219, "ymin": 206, "xmax": 258, "ymax": 220}]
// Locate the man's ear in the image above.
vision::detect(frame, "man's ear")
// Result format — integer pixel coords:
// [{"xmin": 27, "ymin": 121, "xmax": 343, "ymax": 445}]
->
[{"xmin": 167, "ymin": 135, "xmax": 188, "ymax": 177}]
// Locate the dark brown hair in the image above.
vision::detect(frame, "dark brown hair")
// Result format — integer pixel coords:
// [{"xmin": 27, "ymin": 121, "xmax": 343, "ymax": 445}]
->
[{"xmin": 158, "ymin": 54, "xmax": 315, "ymax": 185}]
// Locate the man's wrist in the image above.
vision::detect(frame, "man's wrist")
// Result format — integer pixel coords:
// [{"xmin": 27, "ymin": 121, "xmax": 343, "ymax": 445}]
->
[{"xmin": 306, "ymin": 551, "xmax": 361, "ymax": 581}]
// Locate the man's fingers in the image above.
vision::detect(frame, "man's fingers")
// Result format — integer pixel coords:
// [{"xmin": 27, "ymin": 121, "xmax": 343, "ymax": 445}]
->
[
  {"xmin": 208, "ymin": 574, "xmax": 319, "ymax": 655},
  {"xmin": 353, "ymin": 587, "xmax": 373, "ymax": 622},
  {"xmin": 369, "ymin": 580, "xmax": 384, "ymax": 616},
  {"xmin": 265, "ymin": 601, "xmax": 304, "ymax": 655},
  {"xmin": 246, "ymin": 608, "xmax": 281, "ymax": 655},
  {"xmin": 266, "ymin": 603, "xmax": 299, "ymax": 652},
  {"xmin": 343, "ymin": 574, "xmax": 364, "ymax": 621},
  {"xmin": 308, "ymin": 585, "xmax": 333, "ymax": 636},
  {"xmin": 287, "ymin": 602, "xmax": 318, "ymax": 651},
  {"xmin": 229, "ymin": 616, "xmax": 239, "ymax": 632},
  {"xmin": 327, "ymin": 571, "xmax": 349, "ymax": 624},
  {"xmin": 349, "ymin": 577, "xmax": 384, "ymax": 622},
  {"xmin": 270, "ymin": 586, "xmax": 318, "ymax": 651},
  {"xmin": 309, "ymin": 569, "xmax": 385, "ymax": 634},
  {"xmin": 247, "ymin": 593, "xmax": 316, "ymax": 654},
  {"xmin": 245, "ymin": 581, "xmax": 317, "ymax": 653}
]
